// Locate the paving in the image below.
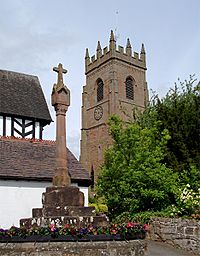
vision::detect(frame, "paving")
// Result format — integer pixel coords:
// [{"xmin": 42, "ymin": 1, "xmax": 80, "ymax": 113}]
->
[{"xmin": 147, "ymin": 241, "xmax": 198, "ymax": 256}]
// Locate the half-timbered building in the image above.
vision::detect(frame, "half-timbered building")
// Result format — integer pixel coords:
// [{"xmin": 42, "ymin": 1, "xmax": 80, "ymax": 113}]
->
[{"xmin": 0, "ymin": 69, "xmax": 52, "ymax": 139}]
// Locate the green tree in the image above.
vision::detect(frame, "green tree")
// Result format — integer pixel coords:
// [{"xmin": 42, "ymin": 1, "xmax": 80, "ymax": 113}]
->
[
  {"xmin": 140, "ymin": 75, "xmax": 200, "ymax": 189},
  {"xmin": 97, "ymin": 116, "xmax": 177, "ymax": 219}
]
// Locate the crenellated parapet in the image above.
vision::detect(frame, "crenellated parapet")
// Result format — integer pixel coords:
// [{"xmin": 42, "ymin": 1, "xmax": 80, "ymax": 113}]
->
[{"xmin": 85, "ymin": 30, "xmax": 146, "ymax": 74}]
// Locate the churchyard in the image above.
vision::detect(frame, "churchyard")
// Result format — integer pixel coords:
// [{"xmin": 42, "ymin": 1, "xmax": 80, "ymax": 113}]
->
[{"xmin": 0, "ymin": 32, "xmax": 199, "ymax": 255}]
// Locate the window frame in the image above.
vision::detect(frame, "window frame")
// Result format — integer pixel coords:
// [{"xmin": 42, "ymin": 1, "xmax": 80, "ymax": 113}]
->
[
  {"xmin": 96, "ymin": 78, "xmax": 104, "ymax": 102},
  {"xmin": 125, "ymin": 76, "xmax": 134, "ymax": 100}
]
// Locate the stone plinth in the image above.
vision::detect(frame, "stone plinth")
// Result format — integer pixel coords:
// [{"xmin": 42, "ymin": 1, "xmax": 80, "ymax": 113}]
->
[
  {"xmin": 43, "ymin": 186, "xmax": 84, "ymax": 208},
  {"xmin": 20, "ymin": 186, "xmax": 108, "ymax": 228}
]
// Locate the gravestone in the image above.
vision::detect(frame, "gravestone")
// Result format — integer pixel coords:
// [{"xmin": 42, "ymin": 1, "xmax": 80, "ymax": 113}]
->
[{"xmin": 20, "ymin": 64, "xmax": 108, "ymax": 228}]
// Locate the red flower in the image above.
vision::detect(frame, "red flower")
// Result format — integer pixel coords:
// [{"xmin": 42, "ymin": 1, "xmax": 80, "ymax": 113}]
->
[{"xmin": 143, "ymin": 224, "xmax": 149, "ymax": 231}]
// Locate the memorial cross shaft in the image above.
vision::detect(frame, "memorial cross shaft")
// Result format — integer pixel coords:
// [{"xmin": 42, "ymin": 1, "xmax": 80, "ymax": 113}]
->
[{"xmin": 51, "ymin": 63, "xmax": 71, "ymax": 186}]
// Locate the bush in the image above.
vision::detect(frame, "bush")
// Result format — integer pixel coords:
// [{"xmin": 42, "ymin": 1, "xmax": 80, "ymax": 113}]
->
[
  {"xmin": 171, "ymin": 184, "xmax": 200, "ymax": 217},
  {"xmin": 97, "ymin": 116, "xmax": 177, "ymax": 219},
  {"xmin": 89, "ymin": 203, "xmax": 108, "ymax": 215}
]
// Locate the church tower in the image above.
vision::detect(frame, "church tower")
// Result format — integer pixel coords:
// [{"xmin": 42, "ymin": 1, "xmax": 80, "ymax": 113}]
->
[{"xmin": 80, "ymin": 31, "xmax": 148, "ymax": 185}]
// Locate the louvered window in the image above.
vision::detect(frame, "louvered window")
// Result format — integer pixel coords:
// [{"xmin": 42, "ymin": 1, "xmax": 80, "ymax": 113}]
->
[
  {"xmin": 126, "ymin": 77, "xmax": 134, "ymax": 100},
  {"xmin": 97, "ymin": 79, "xmax": 104, "ymax": 102}
]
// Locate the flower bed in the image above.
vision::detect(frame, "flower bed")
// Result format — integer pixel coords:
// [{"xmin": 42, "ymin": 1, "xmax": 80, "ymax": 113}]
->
[{"xmin": 0, "ymin": 222, "xmax": 148, "ymax": 243}]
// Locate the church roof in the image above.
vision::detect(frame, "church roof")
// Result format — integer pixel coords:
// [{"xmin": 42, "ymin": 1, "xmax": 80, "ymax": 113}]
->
[
  {"xmin": 0, "ymin": 137, "xmax": 90, "ymax": 186},
  {"xmin": 0, "ymin": 69, "xmax": 52, "ymax": 123}
]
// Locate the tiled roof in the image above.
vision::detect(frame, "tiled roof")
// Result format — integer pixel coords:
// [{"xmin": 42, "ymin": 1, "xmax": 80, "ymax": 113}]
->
[
  {"xmin": 0, "ymin": 69, "xmax": 52, "ymax": 123},
  {"xmin": 0, "ymin": 137, "xmax": 90, "ymax": 185}
]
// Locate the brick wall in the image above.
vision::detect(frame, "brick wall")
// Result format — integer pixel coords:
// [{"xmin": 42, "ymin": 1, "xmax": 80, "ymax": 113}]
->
[
  {"xmin": 150, "ymin": 217, "xmax": 200, "ymax": 254},
  {"xmin": 0, "ymin": 240, "xmax": 147, "ymax": 256}
]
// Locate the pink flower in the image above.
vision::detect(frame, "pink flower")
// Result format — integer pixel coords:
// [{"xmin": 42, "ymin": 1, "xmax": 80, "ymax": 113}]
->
[
  {"xmin": 50, "ymin": 224, "xmax": 55, "ymax": 232},
  {"xmin": 127, "ymin": 222, "xmax": 135, "ymax": 228},
  {"xmin": 64, "ymin": 224, "xmax": 70, "ymax": 229},
  {"xmin": 110, "ymin": 229, "xmax": 117, "ymax": 234},
  {"xmin": 88, "ymin": 226, "xmax": 93, "ymax": 231}
]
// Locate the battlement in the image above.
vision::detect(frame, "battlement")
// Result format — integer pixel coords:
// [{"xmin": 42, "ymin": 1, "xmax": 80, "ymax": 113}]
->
[{"xmin": 85, "ymin": 30, "xmax": 146, "ymax": 74}]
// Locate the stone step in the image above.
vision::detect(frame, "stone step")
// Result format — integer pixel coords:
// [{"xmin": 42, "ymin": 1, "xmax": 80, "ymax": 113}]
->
[
  {"xmin": 32, "ymin": 206, "xmax": 96, "ymax": 218},
  {"xmin": 20, "ymin": 215, "xmax": 109, "ymax": 228}
]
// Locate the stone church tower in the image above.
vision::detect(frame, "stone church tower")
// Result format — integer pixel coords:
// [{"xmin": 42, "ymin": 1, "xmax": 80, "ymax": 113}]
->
[{"xmin": 80, "ymin": 31, "xmax": 148, "ymax": 186}]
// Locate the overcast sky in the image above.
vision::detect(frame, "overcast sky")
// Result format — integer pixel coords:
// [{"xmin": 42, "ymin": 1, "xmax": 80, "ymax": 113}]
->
[{"xmin": 1, "ymin": 0, "xmax": 200, "ymax": 158}]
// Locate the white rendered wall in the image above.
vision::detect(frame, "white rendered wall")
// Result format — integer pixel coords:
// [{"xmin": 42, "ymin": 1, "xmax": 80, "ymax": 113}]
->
[
  {"xmin": 79, "ymin": 186, "xmax": 89, "ymax": 206},
  {"xmin": 35, "ymin": 122, "xmax": 40, "ymax": 139},
  {"xmin": 0, "ymin": 180, "xmax": 89, "ymax": 229},
  {"xmin": 0, "ymin": 116, "xmax": 41, "ymax": 139},
  {"xmin": 13, "ymin": 118, "xmax": 22, "ymax": 137},
  {"xmin": 6, "ymin": 117, "xmax": 11, "ymax": 136},
  {"xmin": 24, "ymin": 120, "xmax": 33, "ymax": 139},
  {"xmin": 0, "ymin": 180, "xmax": 51, "ymax": 229}
]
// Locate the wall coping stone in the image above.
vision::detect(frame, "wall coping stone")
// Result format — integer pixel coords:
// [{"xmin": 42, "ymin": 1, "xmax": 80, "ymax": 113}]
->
[{"xmin": 0, "ymin": 240, "xmax": 147, "ymax": 256}]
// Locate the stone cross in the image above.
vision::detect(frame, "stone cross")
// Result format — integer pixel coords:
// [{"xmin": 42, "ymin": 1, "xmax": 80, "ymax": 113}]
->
[
  {"xmin": 53, "ymin": 63, "xmax": 67, "ymax": 86},
  {"xmin": 51, "ymin": 63, "xmax": 71, "ymax": 187}
]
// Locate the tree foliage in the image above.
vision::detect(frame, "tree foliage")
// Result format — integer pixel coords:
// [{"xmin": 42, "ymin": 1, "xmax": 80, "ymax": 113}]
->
[
  {"xmin": 97, "ymin": 116, "xmax": 177, "ymax": 219},
  {"xmin": 140, "ymin": 75, "xmax": 200, "ymax": 189},
  {"xmin": 97, "ymin": 76, "xmax": 200, "ymax": 220}
]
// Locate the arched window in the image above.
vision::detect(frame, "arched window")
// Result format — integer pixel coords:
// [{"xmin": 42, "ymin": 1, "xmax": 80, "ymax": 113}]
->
[
  {"xmin": 97, "ymin": 78, "xmax": 104, "ymax": 102},
  {"xmin": 125, "ymin": 77, "xmax": 134, "ymax": 100}
]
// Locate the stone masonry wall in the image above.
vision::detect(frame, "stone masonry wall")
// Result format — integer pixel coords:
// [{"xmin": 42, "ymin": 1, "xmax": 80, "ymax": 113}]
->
[
  {"xmin": 0, "ymin": 240, "xmax": 147, "ymax": 256},
  {"xmin": 80, "ymin": 32, "xmax": 148, "ymax": 181},
  {"xmin": 150, "ymin": 217, "xmax": 200, "ymax": 254}
]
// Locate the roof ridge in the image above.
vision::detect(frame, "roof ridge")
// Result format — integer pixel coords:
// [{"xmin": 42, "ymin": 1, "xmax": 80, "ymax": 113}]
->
[
  {"xmin": 0, "ymin": 136, "xmax": 56, "ymax": 144},
  {"xmin": 0, "ymin": 69, "xmax": 38, "ymax": 79}
]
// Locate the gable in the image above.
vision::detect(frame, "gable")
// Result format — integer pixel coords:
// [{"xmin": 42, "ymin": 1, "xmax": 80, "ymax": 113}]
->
[{"xmin": 0, "ymin": 70, "xmax": 52, "ymax": 123}]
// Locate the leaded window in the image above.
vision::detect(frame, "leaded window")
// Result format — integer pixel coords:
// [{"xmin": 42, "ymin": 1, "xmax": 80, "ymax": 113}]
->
[
  {"xmin": 125, "ymin": 77, "xmax": 134, "ymax": 100},
  {"xmin": 97, "ymin": 79, "xmax": 104, "ymax": 102}
]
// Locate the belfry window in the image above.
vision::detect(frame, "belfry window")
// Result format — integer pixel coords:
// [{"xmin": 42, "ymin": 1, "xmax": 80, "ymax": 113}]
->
[
  {"xmin": 97, "ymin": 79, "xmax": 104, "ymax": 102},
  {"xmin": 125, "ymin": 77, "xmax": 134, "ymax": 100}
]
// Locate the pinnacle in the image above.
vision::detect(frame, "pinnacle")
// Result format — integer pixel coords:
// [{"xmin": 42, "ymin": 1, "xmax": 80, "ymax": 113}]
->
[
  {"xmin": 110, "ymin": 30, "xmax": 115, "ymax": 42},
  {"xmin": 85, "ymin": 48, "xmax": 90, "ymax": 58},
  {"xmin": 126, "ymin": 38, "xmax": 132, "ymax": 48},
  {"xmin": 141, "ymin": 43, "xmax": 145, "ymax": 54},
  {"xmin": 97, "ymin": 41, "xmax": 102, "ymax": 51}
]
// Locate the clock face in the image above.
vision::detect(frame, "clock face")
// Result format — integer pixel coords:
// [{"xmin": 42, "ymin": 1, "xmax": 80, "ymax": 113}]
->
[{"xmin": 94, "ymin": 106, "xmax": 103, "ymax": 120}]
